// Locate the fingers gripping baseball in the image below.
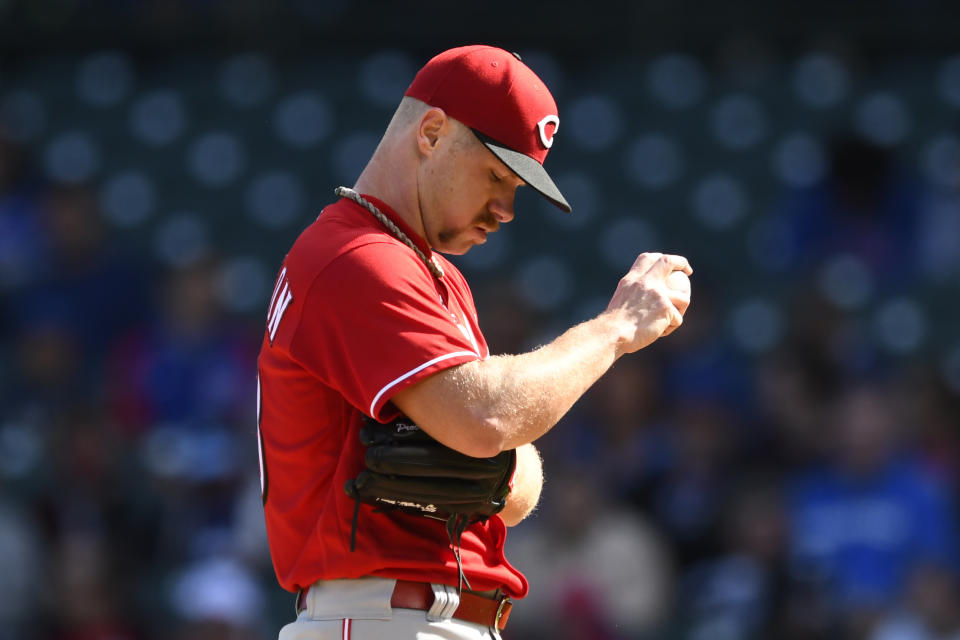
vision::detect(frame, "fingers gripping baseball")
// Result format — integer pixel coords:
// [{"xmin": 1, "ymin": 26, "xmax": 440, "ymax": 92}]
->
[{"xmin": 606, "ymin": 252, "xmax": 692, "ymax": 352}]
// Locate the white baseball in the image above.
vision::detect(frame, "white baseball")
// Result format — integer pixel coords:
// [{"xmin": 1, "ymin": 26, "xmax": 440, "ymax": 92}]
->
[{"xmin": 665, "ymin": 269, "xmax": 691, "ymax": 294}]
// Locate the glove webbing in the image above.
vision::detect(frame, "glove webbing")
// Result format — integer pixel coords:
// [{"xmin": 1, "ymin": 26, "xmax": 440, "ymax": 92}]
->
[{"xmin": 347, "ymin": 498, "xmax": 472, "ymax": 594}]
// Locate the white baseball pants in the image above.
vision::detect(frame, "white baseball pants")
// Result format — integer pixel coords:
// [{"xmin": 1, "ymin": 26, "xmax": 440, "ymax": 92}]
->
[{"xmin": 278, "ymin": 578, "xmax": 502, "ymax": 640}]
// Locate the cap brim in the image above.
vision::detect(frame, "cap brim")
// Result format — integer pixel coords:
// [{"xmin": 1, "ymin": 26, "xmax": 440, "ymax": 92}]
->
[{"xmin": 472, "ymin": 130, "xmax": 571, "ymax": 213}]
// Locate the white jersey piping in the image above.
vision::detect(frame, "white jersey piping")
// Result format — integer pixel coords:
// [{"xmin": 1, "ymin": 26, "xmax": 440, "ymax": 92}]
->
[{"xmin": 369, "ymin": 350, "xmax": 479, "ymax": 417}]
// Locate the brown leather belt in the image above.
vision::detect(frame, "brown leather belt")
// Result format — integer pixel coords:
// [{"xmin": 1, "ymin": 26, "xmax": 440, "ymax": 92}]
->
[
  {"xmin": 391, "ymin": 579, "xmax": 513, "ymax": 630},
  {"xmin": 296, "ymin": 579, "xmax": 513, "ymax": 631}
]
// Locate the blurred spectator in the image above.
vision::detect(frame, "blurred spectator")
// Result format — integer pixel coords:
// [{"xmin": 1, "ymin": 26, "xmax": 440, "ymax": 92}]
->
[
  {"xmin": 787, "ymin": 383, "xmax": 959, "ymax": 636},
  {"xmin": 107, "ymin": 255, "xmax": 256, "ymax": 434},
  {"xmin": 47, "ymin": 534, "xmax": 141, "ymax": 640},
  {"xmin": 647, "ymin": 399, "xmax": 737, "ymax": 567},
  {"xmin": 659, "ymin": 281, "xmax": 752, "ymax": 415},
  {"xmin": 169, "ymin": 555, "xmax": 266, "ymax": 640},
  {"xmin": 0, "ymin": 499, "xmax": 42, "ymax": 640},
  {"xmin": 755, "ymin": 333, "xmax": 841, "ymax": 468},
  {"xmin": 767, "ymin": 135, "xmax": 923, "ymax": 291},
  {"xmin": 4, "ymin": 183, "xmax": 152, "ymax": 411},
  {"xmin": 891, "ymin": 366, "xmax": 960, "ymax": 486},
  {"xmin": 678, "ymin": 476, "xmax": 789, "ymax": 640},
  {"xmin": 0, "ymin": 133, "xmax": 46, "ymax": 293},
  {"xmin": 6, "ymin": 304, "xmax": 83, "ymax": 409},
  {"xmin": 505, "ymin": 471, "xmax": 674, "ymax": 640},
  {"xmin": 34, "ymin": 185, "xmax": 150, "ymax": 362},
  {"xmin": 29, "ymin": 403, "xmax": 159, "ymax": 640},
  {"xmin": 537, "ymin": 357, "xmax": 666, "ymax": 490},
  {"xmin": 871, "ymin": 564, "xmax": 960, "ymax": 640}
]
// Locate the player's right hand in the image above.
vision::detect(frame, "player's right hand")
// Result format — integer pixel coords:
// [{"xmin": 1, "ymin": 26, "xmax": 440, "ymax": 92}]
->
[{"xmin": 604, "ymin": 252, "xmax": 692, "ymax": 354}]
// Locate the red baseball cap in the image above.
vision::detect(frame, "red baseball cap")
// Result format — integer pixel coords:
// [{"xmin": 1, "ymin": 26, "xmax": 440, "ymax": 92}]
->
[{"xmin": 405, "ymin": 45, "xmax": 571, "ymax": 213}]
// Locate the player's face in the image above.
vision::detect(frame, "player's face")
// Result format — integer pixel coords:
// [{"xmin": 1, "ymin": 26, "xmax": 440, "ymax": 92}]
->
[{"xmin": 420, "ymin": 128, "xmax": 524, "ymax": 255}]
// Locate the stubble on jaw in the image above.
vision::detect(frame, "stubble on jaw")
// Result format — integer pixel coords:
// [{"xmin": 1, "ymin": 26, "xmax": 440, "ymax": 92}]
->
[
  {"xmin": 428, "ymin": 125, "xmax": 499, "ymax": 251},
  {"xmin": 436, "ymin": 209, "xmax": 498, "ymax": 247}
]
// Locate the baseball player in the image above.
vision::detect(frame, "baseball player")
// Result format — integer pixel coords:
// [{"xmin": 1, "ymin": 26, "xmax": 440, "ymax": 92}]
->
[{"xmin": 257, "ymin": 45, "xmax": 692, "ymax": 640}]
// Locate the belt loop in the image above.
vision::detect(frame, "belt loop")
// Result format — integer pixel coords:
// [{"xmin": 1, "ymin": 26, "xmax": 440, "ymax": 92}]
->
[
  {"xmin": 295, "ymin": 587, "xmax": 308, "ymax": 616},
  {"xmin": 426, "ymin": 583, "xmax": 460, "ymax": 621}
]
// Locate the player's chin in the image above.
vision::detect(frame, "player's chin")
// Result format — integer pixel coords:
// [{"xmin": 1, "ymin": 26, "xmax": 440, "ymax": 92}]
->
[
  {"xmin": 436, "ymin": 232, "xmax": 486, "ymax": 255},
  {"xmin": 435, "ymin": 242, "xmax": 472, "ymax": 256}
]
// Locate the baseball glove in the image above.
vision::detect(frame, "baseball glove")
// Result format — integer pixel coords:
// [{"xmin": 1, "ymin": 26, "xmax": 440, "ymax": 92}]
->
[{"xmin": 344, "ymin": 414, "xmax": 516, "ymax": 589}]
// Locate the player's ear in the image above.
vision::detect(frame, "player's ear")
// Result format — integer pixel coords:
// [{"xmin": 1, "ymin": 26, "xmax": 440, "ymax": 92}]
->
[{"xmin": 416, "ymin": 108, "xmax": 447, "ymax": 157}]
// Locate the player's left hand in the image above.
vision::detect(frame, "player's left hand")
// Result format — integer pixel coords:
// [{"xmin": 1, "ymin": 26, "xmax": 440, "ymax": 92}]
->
[{"xmin": 345, "ymin": 415, "xmax": 516, "ymax": 523}]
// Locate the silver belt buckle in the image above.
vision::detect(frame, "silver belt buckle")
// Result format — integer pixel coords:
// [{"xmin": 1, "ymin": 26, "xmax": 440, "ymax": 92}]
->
[{"xmin": 494, "ymin": 596, "xmax": 512, "ymax": 628}]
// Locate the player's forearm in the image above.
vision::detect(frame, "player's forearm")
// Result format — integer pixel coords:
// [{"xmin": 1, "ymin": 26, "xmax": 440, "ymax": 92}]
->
[
  {"xmin": 463, "ymin": 311, "xmax": 629, "ymax": 451},
  {"xmin": 499, "ymin": 443, "xmax": 543, "ymax": 527},
  {"xmin": 398, "ymin": 310, "xmax": 630, "ymax": 457}
]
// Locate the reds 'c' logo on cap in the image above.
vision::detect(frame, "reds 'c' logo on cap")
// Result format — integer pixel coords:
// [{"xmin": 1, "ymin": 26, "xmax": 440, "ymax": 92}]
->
[{"xmin": 537, "ymin": 115, "xmax": 560, "ymax": 149}]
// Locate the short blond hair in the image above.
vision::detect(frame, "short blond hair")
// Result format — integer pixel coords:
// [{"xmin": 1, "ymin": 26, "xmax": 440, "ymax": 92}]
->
[{"xmin": 384, "ymin": 96, "xmax": 476, "ymax": 149}]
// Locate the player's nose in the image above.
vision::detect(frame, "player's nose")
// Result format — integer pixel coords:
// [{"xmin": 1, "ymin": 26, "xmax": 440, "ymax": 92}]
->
[{"xmin": 489, "ymin": 197, "xmax": 515, "ymax": 224}]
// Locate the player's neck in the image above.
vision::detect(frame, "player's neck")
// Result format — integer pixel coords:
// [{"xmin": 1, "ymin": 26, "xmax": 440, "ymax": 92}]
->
[{"xmin": 353, "ymin": 145, "xmax": 428, "ymax": 245}]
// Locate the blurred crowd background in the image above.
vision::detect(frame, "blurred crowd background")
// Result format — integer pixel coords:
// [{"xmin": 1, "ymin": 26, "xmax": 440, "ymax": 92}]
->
[{"xmin": 1, "ymin": 2, "xmax": 959, "ymax": 639}]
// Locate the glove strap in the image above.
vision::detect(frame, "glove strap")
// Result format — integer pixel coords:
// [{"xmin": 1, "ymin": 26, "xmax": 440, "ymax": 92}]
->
[
  {"xmin": 445, "ymin": 514, "xmax": 472, "ymax": 594},
  {"xmin": 349, "ymin": 497, "xmax": 360, "ymax": 552},
  {"xmin": 349, "ymin": 494, "xmax": 474, "ymax": 595}
]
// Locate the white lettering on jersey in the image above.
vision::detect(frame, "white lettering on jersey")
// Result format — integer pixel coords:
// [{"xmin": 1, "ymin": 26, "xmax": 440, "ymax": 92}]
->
[
  {"xmin": 256, "ymin": 373, "xmax": 267, "ymax": 503},
  {"xmin": 266, "ymin": 267, "xmax": 293, "ymax": 344}
]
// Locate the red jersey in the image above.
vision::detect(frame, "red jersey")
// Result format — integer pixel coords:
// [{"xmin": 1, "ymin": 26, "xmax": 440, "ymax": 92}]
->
[{"xmin": 256, "ymin": 194, "xmax": 528, "ymax": 598}]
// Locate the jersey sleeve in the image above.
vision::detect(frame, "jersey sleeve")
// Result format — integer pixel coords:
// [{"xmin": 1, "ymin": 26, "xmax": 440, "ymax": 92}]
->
[{"xmin": 289, "ymin": 241, "xmax": 481, "ymax": 420}]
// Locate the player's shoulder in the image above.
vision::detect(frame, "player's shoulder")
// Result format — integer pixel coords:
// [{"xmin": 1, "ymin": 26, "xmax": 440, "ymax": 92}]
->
[
  {"xmin": 288, "ymin": 218, "xmax": 433, "ymax": 298},
  {"xmin": 286, "ymin": 200, "xmax": 409, "ymax": 273},
  {"xmin": 280, "ymin": 200, "xmax": 468, "ymax": 299},
  {"xmin": 331, "ymin": 239, "xmax": 436, "ymax": 287},
  {"xmin": 292, "ymin": 199, "xmax": 376, "ymax": 250}
]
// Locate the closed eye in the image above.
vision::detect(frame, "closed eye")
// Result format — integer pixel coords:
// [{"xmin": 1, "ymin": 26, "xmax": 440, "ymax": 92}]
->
[{"xmin": 490, "ymin": 170, "xmax": 503, "ymax": 183}]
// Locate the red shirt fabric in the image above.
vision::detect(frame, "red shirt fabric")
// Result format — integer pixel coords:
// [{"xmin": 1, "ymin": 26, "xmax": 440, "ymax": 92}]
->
[{"xmin": 256, "ymin": 195, "xmax": 528, "ymax": 598}]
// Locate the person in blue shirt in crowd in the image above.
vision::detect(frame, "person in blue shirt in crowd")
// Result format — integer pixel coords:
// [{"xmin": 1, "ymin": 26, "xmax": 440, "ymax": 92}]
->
[{"xmin": 788, "ymin": 382, "xmax": 958, "ymax": 631}]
